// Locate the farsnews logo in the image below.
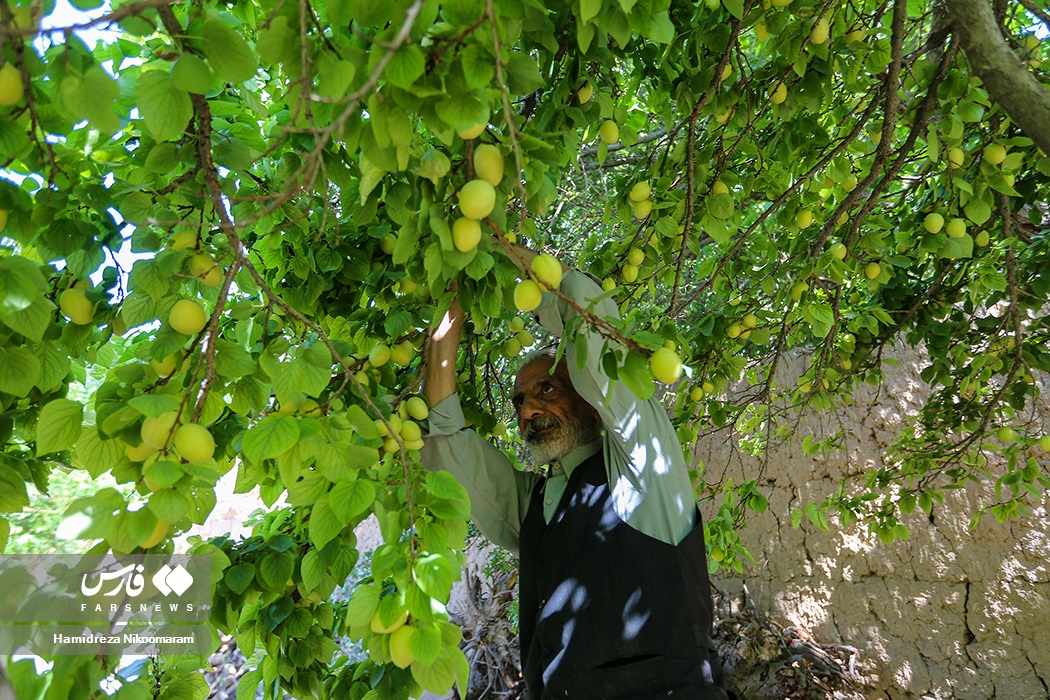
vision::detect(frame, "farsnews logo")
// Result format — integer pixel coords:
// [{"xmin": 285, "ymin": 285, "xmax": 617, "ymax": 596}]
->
[{"xmin": 81, "ymin": 563, "xmax": 194, "ymax": 598}]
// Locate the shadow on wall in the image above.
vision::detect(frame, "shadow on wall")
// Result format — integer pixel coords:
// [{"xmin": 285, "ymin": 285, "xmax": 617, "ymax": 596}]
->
[{"xmin": 697, "ymin": 342, "xmax": 1050, "ymax": 699}]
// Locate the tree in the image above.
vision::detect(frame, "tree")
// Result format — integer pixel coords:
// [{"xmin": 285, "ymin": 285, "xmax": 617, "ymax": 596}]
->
[{"xmin": 0, "ymin": 0, "xmax": 1047, "ymax": 697}]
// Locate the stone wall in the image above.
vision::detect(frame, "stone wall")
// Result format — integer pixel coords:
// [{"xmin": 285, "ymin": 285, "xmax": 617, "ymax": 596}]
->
[{"xmin": 700, "ymin": 343, "xmax": 1050, "ymax": 699}]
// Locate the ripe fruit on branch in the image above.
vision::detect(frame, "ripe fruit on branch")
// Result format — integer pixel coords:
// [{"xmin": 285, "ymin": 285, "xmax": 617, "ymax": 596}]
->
[
  {"xmin": 983, "ymin": 144, "xmax": 1006, "ymax": 165},
  {"xmin": 711, "ymin": 180, "xmax": 729, "ymax": 195},
  {"xmin": 945, "ymin": 218, "xmax": 966, "ymax": 239},
  {"xmin": 622, "ymin": 264, "xmax": 639, "ymax": 283},
  {"xmin": 458, "ymin": 179, "xmax": 496, "ymax": 220},
  {"xmin": 842, "ymin": 175, "xmax": 858, "ymax": 191},
  {"xmin": 406, "ymin": 396, "xmax": 429, "ymax": 421},
  {"xmin": 997, "ymin": 427, "xmax": 1016, "ymax": 443},
  {"xmin": 151, "ymin": 354, "xmax": 179, "ymax": 377},
  {"xmin": 864, "ymin": 262, "xmax": 881, "ymax": 280},
  {"xmin": 189, "ymin": 253, "xmax": 222, "ymax": 287},
  {"xmin": 531, "ymin": 253, "xmax": 563, "ymax": 290},
  {"xmin": 514, "ymin": 279, "xmax": 543, "ymax": 311},
  {"xmin": 380, "ymin": 234, "xmax": 397, "ymax": 255},
  {"xmin": 0, "ymin": 63, "xmax": 25, "ymax": 107},
  {"xmin": 770, "ymin": 82, "xmax": 787, "ymax": 105},
  {"xmin": 650, "ymin": 347, "xmax": 683, "ymax": 384},
  {"xmin": 796, "ymin": 209, "xmax": 814, "ymax": 228},
  {"xmin": 141, "ymin": 411, "xmax": 179, "ymax": 450},
  {"xmin": 169, "ymin": 231, "xmax": 197, "ymax": 251},
  {"xmin": 125, "ymin": 441, "xmax": 156, "ymax": 463},
  {"xmin": 576, "ymin": 82, "xmax": 593, "ymax": 104},
  {"xmin": 141, "ymin": 519, "xmax": 169, "ymax": 549},
  {"xmin": 59, "ymin": 287, "xmax": 93, "ymax": 325},
  {"xmin": 974, "ymin": 231, "xmax": 989, "ymax": 246},
  {"xmin": 457, "ymin": 118, "xmax": 488, "ymax": 140},
  {"xmin": 599, "ymin": 120, "xmax": 619, "ymax": 144},
  {"xmin": 390, "ymin": 626, "xmax": 416, "ymax": 669},
  {"xmin": 508, "ymin": 316, "xmax": 525, "ymax": 333},
  {"xmin": 517, "ymin": 330, "xmax": 534, "ymax": 347},
  {"xmin": 390, "ymin": 341, "xmax": 414, "ymax": 366},
  {"xmin": 829, "ymin": 242, "xmax": 847, "ymax": 260},
  {"xmin": 810, "ymin": 18, "xmax": 829, "ymax": 44},
  {"xmin": 632, "ymin": 198, "xmax": 653, "ymax": 219},
  {"xmin": 948, "ymin": 148, "xmax": 965, "ymax": 167},
  {"xmin": 169, "ymin": 299, "xmax": 207, "ymax": 335},
  {"xmin": 452, "ymin": 217, "xmax": 482, "ymax": 252},
  {"xmin": 755, "ymin": 23, "xmax": 771, "ymax": 42},
  {"xmin": 174, "ymin": 423, "xmax": 215, "ymax": 463},
  {"xmin": 923, "ymin": 213, "xmax": 944, "ymax": 234},
  {"xmin": 370, "ymin": 609, "xmax": 408, "ymax": 634},
  {"xmin": 790, "ymin": 282, "xmax": 808, "ymax": 301},
  {"xmin": 629, "ymin": 182, "xmax": 651, "ymax": 202},
  {"xmin": 627, "ymin": 248, "xmax": 645, "ymax": 266},
  {"xmin": 369, "ymin": 343, "xmax": 392, "ymax": 367},
  {"xmin": 473, "ymin": 144, "xmax": 504, "ymax": 187}
]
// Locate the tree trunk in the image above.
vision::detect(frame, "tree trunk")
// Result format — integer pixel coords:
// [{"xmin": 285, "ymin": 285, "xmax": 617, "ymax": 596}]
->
[{"xmin": 944, "ymin": 0, "xmax": 1050, "ymax": 155}]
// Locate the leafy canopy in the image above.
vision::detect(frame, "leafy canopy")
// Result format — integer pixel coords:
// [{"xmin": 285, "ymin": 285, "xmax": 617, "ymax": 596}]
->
[{"xmin": 0, "ymin": 0, "xmax": 1048, "ymax": 696}]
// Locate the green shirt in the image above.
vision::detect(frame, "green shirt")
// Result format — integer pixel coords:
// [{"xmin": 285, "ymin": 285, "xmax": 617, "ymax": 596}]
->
[{"xmin": 421, "ymin": 270, "xmax": 696, "ymax": 554}]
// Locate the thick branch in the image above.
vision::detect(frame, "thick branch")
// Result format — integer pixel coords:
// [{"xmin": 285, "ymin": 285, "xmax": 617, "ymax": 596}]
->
[{"xmin": 944, "ymin": 0, "xmax": 1050, "ymax": 154}]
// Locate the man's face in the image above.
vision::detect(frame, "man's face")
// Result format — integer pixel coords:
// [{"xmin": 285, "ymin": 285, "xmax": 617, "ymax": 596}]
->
[{"xmin": 512, "ymin": 356, "xmax": 601, "ymax": 464}]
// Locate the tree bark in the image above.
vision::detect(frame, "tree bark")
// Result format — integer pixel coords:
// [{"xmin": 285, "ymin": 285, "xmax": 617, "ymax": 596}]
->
[{"xmin": 944, "ymin": 0, "xmax": 1050, "ymax": 155}]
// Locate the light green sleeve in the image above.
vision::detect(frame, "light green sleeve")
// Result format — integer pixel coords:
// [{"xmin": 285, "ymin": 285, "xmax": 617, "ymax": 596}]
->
[
  {"xmin": 533, "ymin": 270, "xmax": 697, "ymax": 545},
  {"xmin": 420, "ymin": 393, "xmax": 539, "ymax": 555}
]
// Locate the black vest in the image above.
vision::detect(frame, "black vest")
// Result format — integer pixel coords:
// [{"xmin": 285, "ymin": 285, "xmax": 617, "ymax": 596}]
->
[{"xmin": 518, "ymin": 451, "xmax": 728, "ymax": 700}]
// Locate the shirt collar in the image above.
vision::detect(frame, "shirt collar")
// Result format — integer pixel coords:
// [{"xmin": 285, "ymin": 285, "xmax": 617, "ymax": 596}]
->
[{"xmin": 547, "ymin": 437, "xmax": 602, "ymax": 478}]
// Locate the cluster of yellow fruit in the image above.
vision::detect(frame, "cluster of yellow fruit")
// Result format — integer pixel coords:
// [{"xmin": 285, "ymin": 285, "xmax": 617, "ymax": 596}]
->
[
  {"xmin": 628, "ymin": 181, "xmax": 653, "ymax": 220},
  {"xmin": 502, "ymin": 315, "xmax": 535, "ymax": 358},
  {"xmin": 923, "ymin": 213, "xmax": 968, "ymax": 239},
  {"xmin": 622, "ymin": 246, "xmax": 645, "ymax": 284},
  {"xmin": 725, "ymin": 313, "xmax": 758, "ymax": 340},
  {"xmin": 368, "ymin": 340, "xmax": 416, "ymax": 368},
  {"xmin": 689, "ymin": 380, "xmax": 716, "ymax": 401},
  {"xmin": 128, "ymin": 411, "xmax": 216, "ymax": 467},
  {"xmin": 370, "ymin": 609, "xmax": 416, "ymax": 668},
  {"xmin": 514, "ymin": 253, "xmax": 563, "ymax": 312},
  {"xmin": 376, "ymin": 396, "xmax": 430, "ymax": 452},
  {"xmin": 453, "ymin": 144, "xmax": 506, "ymax": 252}
]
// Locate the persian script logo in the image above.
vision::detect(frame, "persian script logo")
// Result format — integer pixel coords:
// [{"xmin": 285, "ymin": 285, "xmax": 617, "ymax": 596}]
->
[{"xmin": 81, "ymin": 564, "xmax": 194, "ymax": 598}]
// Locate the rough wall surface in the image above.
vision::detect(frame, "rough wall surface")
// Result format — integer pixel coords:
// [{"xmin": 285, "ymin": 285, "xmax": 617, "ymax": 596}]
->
[{"xmin": 700, "ymin": 343, "xmax": 1050, "ymax": 699}]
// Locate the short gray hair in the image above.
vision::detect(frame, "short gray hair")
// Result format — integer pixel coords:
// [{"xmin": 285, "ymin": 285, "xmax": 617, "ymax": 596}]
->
[{"xmin": 517, "ymin": 343, "xmax": 559, "ymax": 376}]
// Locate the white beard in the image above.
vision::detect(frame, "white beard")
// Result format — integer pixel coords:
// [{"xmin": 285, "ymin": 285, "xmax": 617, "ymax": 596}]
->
[{"xmin": 524, "ymin": 413, "xmax": 601, "ymax": 465}]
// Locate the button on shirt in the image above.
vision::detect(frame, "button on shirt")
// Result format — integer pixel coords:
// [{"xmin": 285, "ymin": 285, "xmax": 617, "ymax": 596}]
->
[{"xmin": 421, "ymin": 270, "xmax": 697, "ymax": 554}]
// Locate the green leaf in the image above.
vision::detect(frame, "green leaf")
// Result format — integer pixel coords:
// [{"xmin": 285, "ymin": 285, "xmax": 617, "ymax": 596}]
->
[
  {"xmin": 75, "ymin": 427, "xmax": 128, "ymax": 479},
  {"xmin": 409, "ymin": 623, "xmax": 443, "ymax": 665},
  {"xmin": 235, "ymin": 670, "xmax": 261, "ymax": 700},
  {"xmin": 243, "ymin": 415, "xmax": 301, "ymax": 463},
  {"xmin": 300, "ymin": 549, "xmax": 323, "ymax": 591},
  {"xmin": 434, "ymin": 92, "xmax": 489, "ymax": 132},
  {"xmin": 0, "ymin": 255, "xmax": 46, "ymax": 313},
  {"xmin": 201, "ymin": 13, "xmax": 258, "ymax": 83},
  {"xmin": 149, "ymin": 488, "xmax": 191, "ymax": 523},
  {"xmin": 579, "ymin": 0, "xmax": 602, "ymax": 23},
  {"xmin": 0, "ymin": 118, "xmax": 29, "ymax": 159},
  {"xmin": 59, "ymin": 67, "xmax": 121, "ymax": 135},
  {"xmin": 460, "ymin": 45, "xmax": 494, "ymax": 90},
  {"xmin": 171, "ymin": 53, "xmax": 213, "ymax": 94},
  {"xmin": 287, "ymin": 472, "xmax": 330, "ymax": 506},
  {"xmin": 504, "ymin": 52, "xmax": 544, "ymax": 95},
  {"xmin": 0, "ymin": 296, "xmax": 53, "ymax": 342},
  {"xmin": 317, "ymin": 55, "xmax": 357, "ymax": 99},
  {"xmin": 722, "ymin": 0, "xmax": 744, "ymax": 18},
  {"xmin": 418, "ymin": 149, "xmax": 451, "ymax": 186},
  {"xmin": 329, "ymin": 478, "xmax": 375, "ymax": 523},
  {"xmin": 136, "ymin": 70, "xmax": 193, "ymax": 143},
  {"xmin": 410, "ymin": 647, "xmax": 458, "ymax": 696},
  {"xmin": 145, "ymin": 143, "xmax": 179, "ymax": 173},
  {"xmin": 345, "ymin": 584, "xmax": 380, "ymax": 627},
  {"xmin": 426, "ymin": 471, "xmax": 469, "ymax": 501},
  {"xmin": 349, "ymin": 0, "xmax": 392, "ymax": 26},
  {"xmin": 224, "ymin": 564, "xmax": 256, "ymax": 594},
  {"xmin": 385, "ymin": 45, "xmax": 425, "ymax": 89},
  {"xmin": 413, "ymin": 553, "xmax": 456, "ymax": 603},
  {"xmin": 642, "ymin": 12, "xmax": 675, "ymax": 43},
  {"xmin": 214, "ymin": 340, "xmax": 257, "ymax": 378},
  {"xmin": 0, "ymin": 346, "xmax": 40, "ymax": 397},
  {"xmin": 964, "ymin": 197, "xmax": 991, "ymax": 226},
  {"xmin": 128, "ymin": 394, "xmax": 181, "ymax": 418},
  {"xmin": 257, "ymin": 551, "xmax": 295, "ymax": 590},
  {"xmin": 0, "ymin": 465, "xmax": 29, "ymax": 513},
  {"xmin": 619, "ymin": 352, "xmax": 655, "ymax": 401},
  {"xmin": 36, "ymin": 398, "xmax": 83, "ymax": 455},
  {"xmin": 309, "ymin": 494, "xmax": 344, "ymax": 549}
]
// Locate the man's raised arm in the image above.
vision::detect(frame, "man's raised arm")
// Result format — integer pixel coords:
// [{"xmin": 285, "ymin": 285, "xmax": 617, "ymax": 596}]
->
[{"xmin": 423, "ymin": 296, "xmax": 464, "ymax": 408}]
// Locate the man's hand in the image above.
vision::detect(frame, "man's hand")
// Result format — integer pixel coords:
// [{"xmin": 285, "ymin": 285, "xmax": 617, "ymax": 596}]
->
[{"xmin": 423, "ymin": 295, "xmax": 465, "ymax": 408}]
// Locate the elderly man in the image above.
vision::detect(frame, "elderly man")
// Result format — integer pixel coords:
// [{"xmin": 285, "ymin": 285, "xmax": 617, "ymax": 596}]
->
[{"xmin": 421, "ymin": 248, "xmax": 728, "ymax": 699}]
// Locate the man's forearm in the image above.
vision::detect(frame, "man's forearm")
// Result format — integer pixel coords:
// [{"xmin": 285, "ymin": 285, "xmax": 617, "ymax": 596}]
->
[{"xmin": 424, "ymin": 297, "xmax": 464, "ymax": 407}]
